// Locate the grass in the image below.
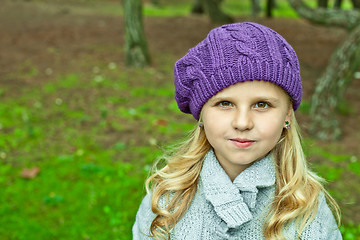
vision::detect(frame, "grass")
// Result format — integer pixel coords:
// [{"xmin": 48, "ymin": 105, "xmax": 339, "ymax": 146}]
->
[
  {"xmin": 30, "ymin": 0, "xmax": 357, "ymax": 19},
  {"xmin": 0, "ymin": 53, "xmax": 197, "ymax": 239},
  {"xmin": 144, "ymin": 0, "xmax": 300, "ymax": 18},
  {"xmin": 31, "ymin": 0, "xmax": 300, "ymax": 18}
]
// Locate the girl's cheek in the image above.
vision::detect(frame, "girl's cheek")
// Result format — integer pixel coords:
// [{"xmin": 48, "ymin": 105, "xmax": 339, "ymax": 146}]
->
[{"xmin": 256, "ymin": 118, "xmax": 283, "ymax": 133}]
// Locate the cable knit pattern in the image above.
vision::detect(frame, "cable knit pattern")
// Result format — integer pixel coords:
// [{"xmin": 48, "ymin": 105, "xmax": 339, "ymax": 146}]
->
[
  {"xmin": 133, "ymin": 150, "xmax": 342, "ymax": 239},
  {"xmin": 174, "ymin": 22, "xmax": 302, "ymax": 120}
]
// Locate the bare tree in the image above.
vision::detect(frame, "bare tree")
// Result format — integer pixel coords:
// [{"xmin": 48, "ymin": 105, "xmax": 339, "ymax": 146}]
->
[
  {"xmin": 266, "ymin": 0, "xmax": 275, "ymax": 17},
  {"xmin": 288, "ymin": 0, "xmax": 360, "ymax": 140},
  {"xmin": 195, "ymin": 0, "xmax": 233, "ymax": 23},
  {"xmin": 251, "ymin": 0, "xmax": 261, "ymax": 18},
  {"xmin": 250, "ymin": 0, "xmax": 277, "ymax": 18},
  {"xmin": 192, "ymin": 0, "xmax": 205, "ymax": 14},
  {"xmin": 123, "ymin": 0, "xmax": 150, "ymax": 68},
  {"xmin": 334, "ymin": 0, "xmax": 343, "ymax": 9},
  {"xmin": 151, "ymin": 0, "xmax": 160, "ymax": 6},
  {"xmin": 318, "ymin": 0, "xmax": 329, "ymax": 8},
  {"xmin": 351, "ymin": 0, "xmax": 360, "ymax": 9}
]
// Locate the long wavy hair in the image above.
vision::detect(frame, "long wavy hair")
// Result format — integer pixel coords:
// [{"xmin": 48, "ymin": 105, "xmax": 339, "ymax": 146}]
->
[{"xmin": 145, "ymin": 112, "xmax": 340, "ymax": 240}]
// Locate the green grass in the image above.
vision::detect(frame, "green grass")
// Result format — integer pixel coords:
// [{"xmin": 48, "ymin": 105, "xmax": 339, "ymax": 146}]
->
[
  {"xmin": 143, "ymin": 3, "xmax": 193, "ymax": 17},
  {"xmin": 0, "ymin": 53, "xmax": 197, "ymax": 239},
  {"xmin": 32, "ymin": 0, "xmax": 300, "ymax": 18},
  {"xmin": 143, "ymin": 0, "xmax": 300, "ymax": 18},
  {"xmin": 31, "ymin": 0, "xmax": 357, "ymax": 19},
  {"xmin": 143, "ymin": 0, "xmax": 355, "ymax": 18}
]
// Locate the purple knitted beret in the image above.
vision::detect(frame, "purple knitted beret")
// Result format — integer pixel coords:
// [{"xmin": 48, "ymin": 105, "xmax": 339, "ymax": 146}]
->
[{"xmin": 174, "ymin": 22, "xmax": 302, "ymax": 120}]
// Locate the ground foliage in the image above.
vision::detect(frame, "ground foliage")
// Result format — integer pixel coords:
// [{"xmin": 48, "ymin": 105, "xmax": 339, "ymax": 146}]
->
[{"xmin": 0, "ymin": 0, "xmax": 359, "ymax": 239}]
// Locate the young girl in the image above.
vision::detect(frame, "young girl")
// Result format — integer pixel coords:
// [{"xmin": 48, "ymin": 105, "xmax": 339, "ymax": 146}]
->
[{"xmin": 133, "ymin": 22, "xmax": 341, "ymax": 240}]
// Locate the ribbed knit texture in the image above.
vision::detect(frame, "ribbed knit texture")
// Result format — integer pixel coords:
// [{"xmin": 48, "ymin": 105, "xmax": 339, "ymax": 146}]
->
[
  {"xmin": 133, "ymin": 150, "xmax": 342, "ymax": 239},
  {"xmin": 174, "ymin": 22, "xmax": 302, "ymax": 120}
]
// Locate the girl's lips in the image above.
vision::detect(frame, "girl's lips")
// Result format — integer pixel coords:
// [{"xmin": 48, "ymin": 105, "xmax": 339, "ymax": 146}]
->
[{"xmin": 230, "ymin": 139, "xmax": 255, "ymax": 148}]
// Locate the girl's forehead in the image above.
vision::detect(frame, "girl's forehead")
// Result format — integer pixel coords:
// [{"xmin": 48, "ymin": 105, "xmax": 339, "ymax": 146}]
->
[{"xmin": 214, "ymin": 80, "xmax": 287, "ymax": 97}]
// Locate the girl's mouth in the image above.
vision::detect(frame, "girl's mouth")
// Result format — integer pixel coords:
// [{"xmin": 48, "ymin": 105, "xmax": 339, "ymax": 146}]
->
[{"xmin": 230, "ymin": 138, "xmax": 256, "ymax": 148}]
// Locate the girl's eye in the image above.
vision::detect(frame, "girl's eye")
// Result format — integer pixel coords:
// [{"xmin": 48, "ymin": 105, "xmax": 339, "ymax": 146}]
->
[
  {"xmin": 218, "ymin": 101, "xmax": 233, "ymax": 107},
  {"xmin": 254, "ymin": 102, "xmax": 269, "ymax": 109}
]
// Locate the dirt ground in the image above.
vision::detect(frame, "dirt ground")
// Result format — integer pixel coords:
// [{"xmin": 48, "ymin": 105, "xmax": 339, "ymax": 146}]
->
[{"xmin": 1, "ymin": 0, "xmax": 359, "ymax": 223}]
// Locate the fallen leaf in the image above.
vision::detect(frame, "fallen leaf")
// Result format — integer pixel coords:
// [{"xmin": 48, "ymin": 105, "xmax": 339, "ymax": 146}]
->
[
  {"xmin": 154, "ymin": 119, "xmax": 168, "ymax": 126},
  {"xmin": 20, "ymin": 167, "xmax": 40, "ymax": 179}
]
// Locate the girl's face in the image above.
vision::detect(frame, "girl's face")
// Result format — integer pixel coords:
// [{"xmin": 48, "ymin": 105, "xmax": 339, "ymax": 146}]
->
[{"xmin": 201, "ymin": 80, "xmax": 292, "ymax": 181}]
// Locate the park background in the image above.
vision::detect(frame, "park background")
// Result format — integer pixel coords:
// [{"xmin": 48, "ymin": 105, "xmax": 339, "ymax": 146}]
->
[{"xmin": 0, "ymin": 0, "xmax": 359, "ymax": 239}]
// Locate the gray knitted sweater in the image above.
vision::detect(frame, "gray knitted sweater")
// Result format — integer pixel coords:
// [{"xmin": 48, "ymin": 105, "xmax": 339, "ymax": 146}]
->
[{"xmin": 133, "ymin": 150, "xmax": 342, "ymax": 239}]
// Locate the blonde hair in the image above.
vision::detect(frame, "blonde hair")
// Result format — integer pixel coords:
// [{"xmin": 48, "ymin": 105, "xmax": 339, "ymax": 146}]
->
[
  {"xmin": 146, "ymin": 112, "xmax": 340, "ymax": 240},
  {"xmin": 264, "ymin": 112, "xmax": 340, "ymax": 239},
  {"xmin": 146, "ymin": 125, "xmax": 211, "ymax": 239}
]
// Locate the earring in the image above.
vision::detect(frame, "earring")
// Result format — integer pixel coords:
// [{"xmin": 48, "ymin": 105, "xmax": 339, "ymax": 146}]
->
[
  {"xmin": 198, "ymin": 122, "xmax": 204, "ymax": 128},
  {"xmin": 285, "ymin": 121, "xmax": 291, "ymax": 129}
]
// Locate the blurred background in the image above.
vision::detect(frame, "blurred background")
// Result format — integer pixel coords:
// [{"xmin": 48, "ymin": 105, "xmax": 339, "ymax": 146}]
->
[{"xmin": 0, "ymin": 0, "xmax": 359, "ymax": 239}]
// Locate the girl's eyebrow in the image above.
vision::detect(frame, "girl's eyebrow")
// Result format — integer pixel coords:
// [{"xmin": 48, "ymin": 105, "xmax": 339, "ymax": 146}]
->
[
  {"xmin": 252, "ymin": 96, "xmax": 280, "ymax": 103},
  {"xmin": 208, "ymin": 96, "xmax": 280, "ymax": 104},
  {"xmin": 207, "ymin": 96, "xmax": 231, "ymax": 104}
]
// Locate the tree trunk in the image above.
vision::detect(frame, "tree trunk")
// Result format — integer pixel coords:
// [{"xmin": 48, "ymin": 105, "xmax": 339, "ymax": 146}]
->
[
  {"xmin": 351, "ymin": 0, "xmax": 360, "ymax": 9},
  {"xmin": 201, "ymin": 0, "xmax": 233, "ymax": 24},
  {"xmin": 288, "ymin": 0, "xmax": 360, "ymax": 140},
  {"xmin": 192, "ymin": 0, "xmax": 205, "ymax": 14},
  {"xmin": 251, "ymin": 0, "xmax": 261, "ymax": 18},
  {"xmin": 288, "ymin": 0, "xmax": 360, "ymax": 30},
  {"xmin": 310, "ymin": 25, "xmax": 360, "ymax": 140},
  {"xmin": 266, "ymin": 0, "xmax": 274, "ymax": 17},
  {"xmin": 317, "ymin": 0, "xmax": 328, "ymax": 8},
  {"xmin": 334, "ymin": 0, "xmax": 343, "ymax": 9},
  {"xmin": 151, "ymin": 0, "xmax": 160, "ymax": 6},
  {"xmin": 123, "ymin": 0, "xmax": 150, "ymax": 68}
]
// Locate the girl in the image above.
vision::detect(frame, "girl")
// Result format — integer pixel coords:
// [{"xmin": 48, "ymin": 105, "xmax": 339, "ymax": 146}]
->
[{"xmin": 133, "ymin": 22, "xmax": 341, "ymax": 240}]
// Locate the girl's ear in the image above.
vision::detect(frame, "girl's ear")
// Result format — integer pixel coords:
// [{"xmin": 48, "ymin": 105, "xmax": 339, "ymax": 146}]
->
[
  {"xmin": 284, "ymin": 106, "xmax": 293, "ymax": 129},
  {"xmin": 286, "ymin": 99, "xmax": 293, "ymax": 118},
  {"xmin": 286, "ymin": 107, "xmax": 292, "ymax": 122}
]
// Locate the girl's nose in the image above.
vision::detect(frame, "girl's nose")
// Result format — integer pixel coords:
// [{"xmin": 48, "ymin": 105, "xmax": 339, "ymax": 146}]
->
[{"xmin": 231, "ymin": 109, "xmax": 254, "ymax": 131}]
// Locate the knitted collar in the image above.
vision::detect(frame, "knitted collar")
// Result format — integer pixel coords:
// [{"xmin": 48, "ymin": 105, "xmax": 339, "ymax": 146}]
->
[{"xmin": 200, "ymin": 149, "xmax": 275, "ymax": 229}]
